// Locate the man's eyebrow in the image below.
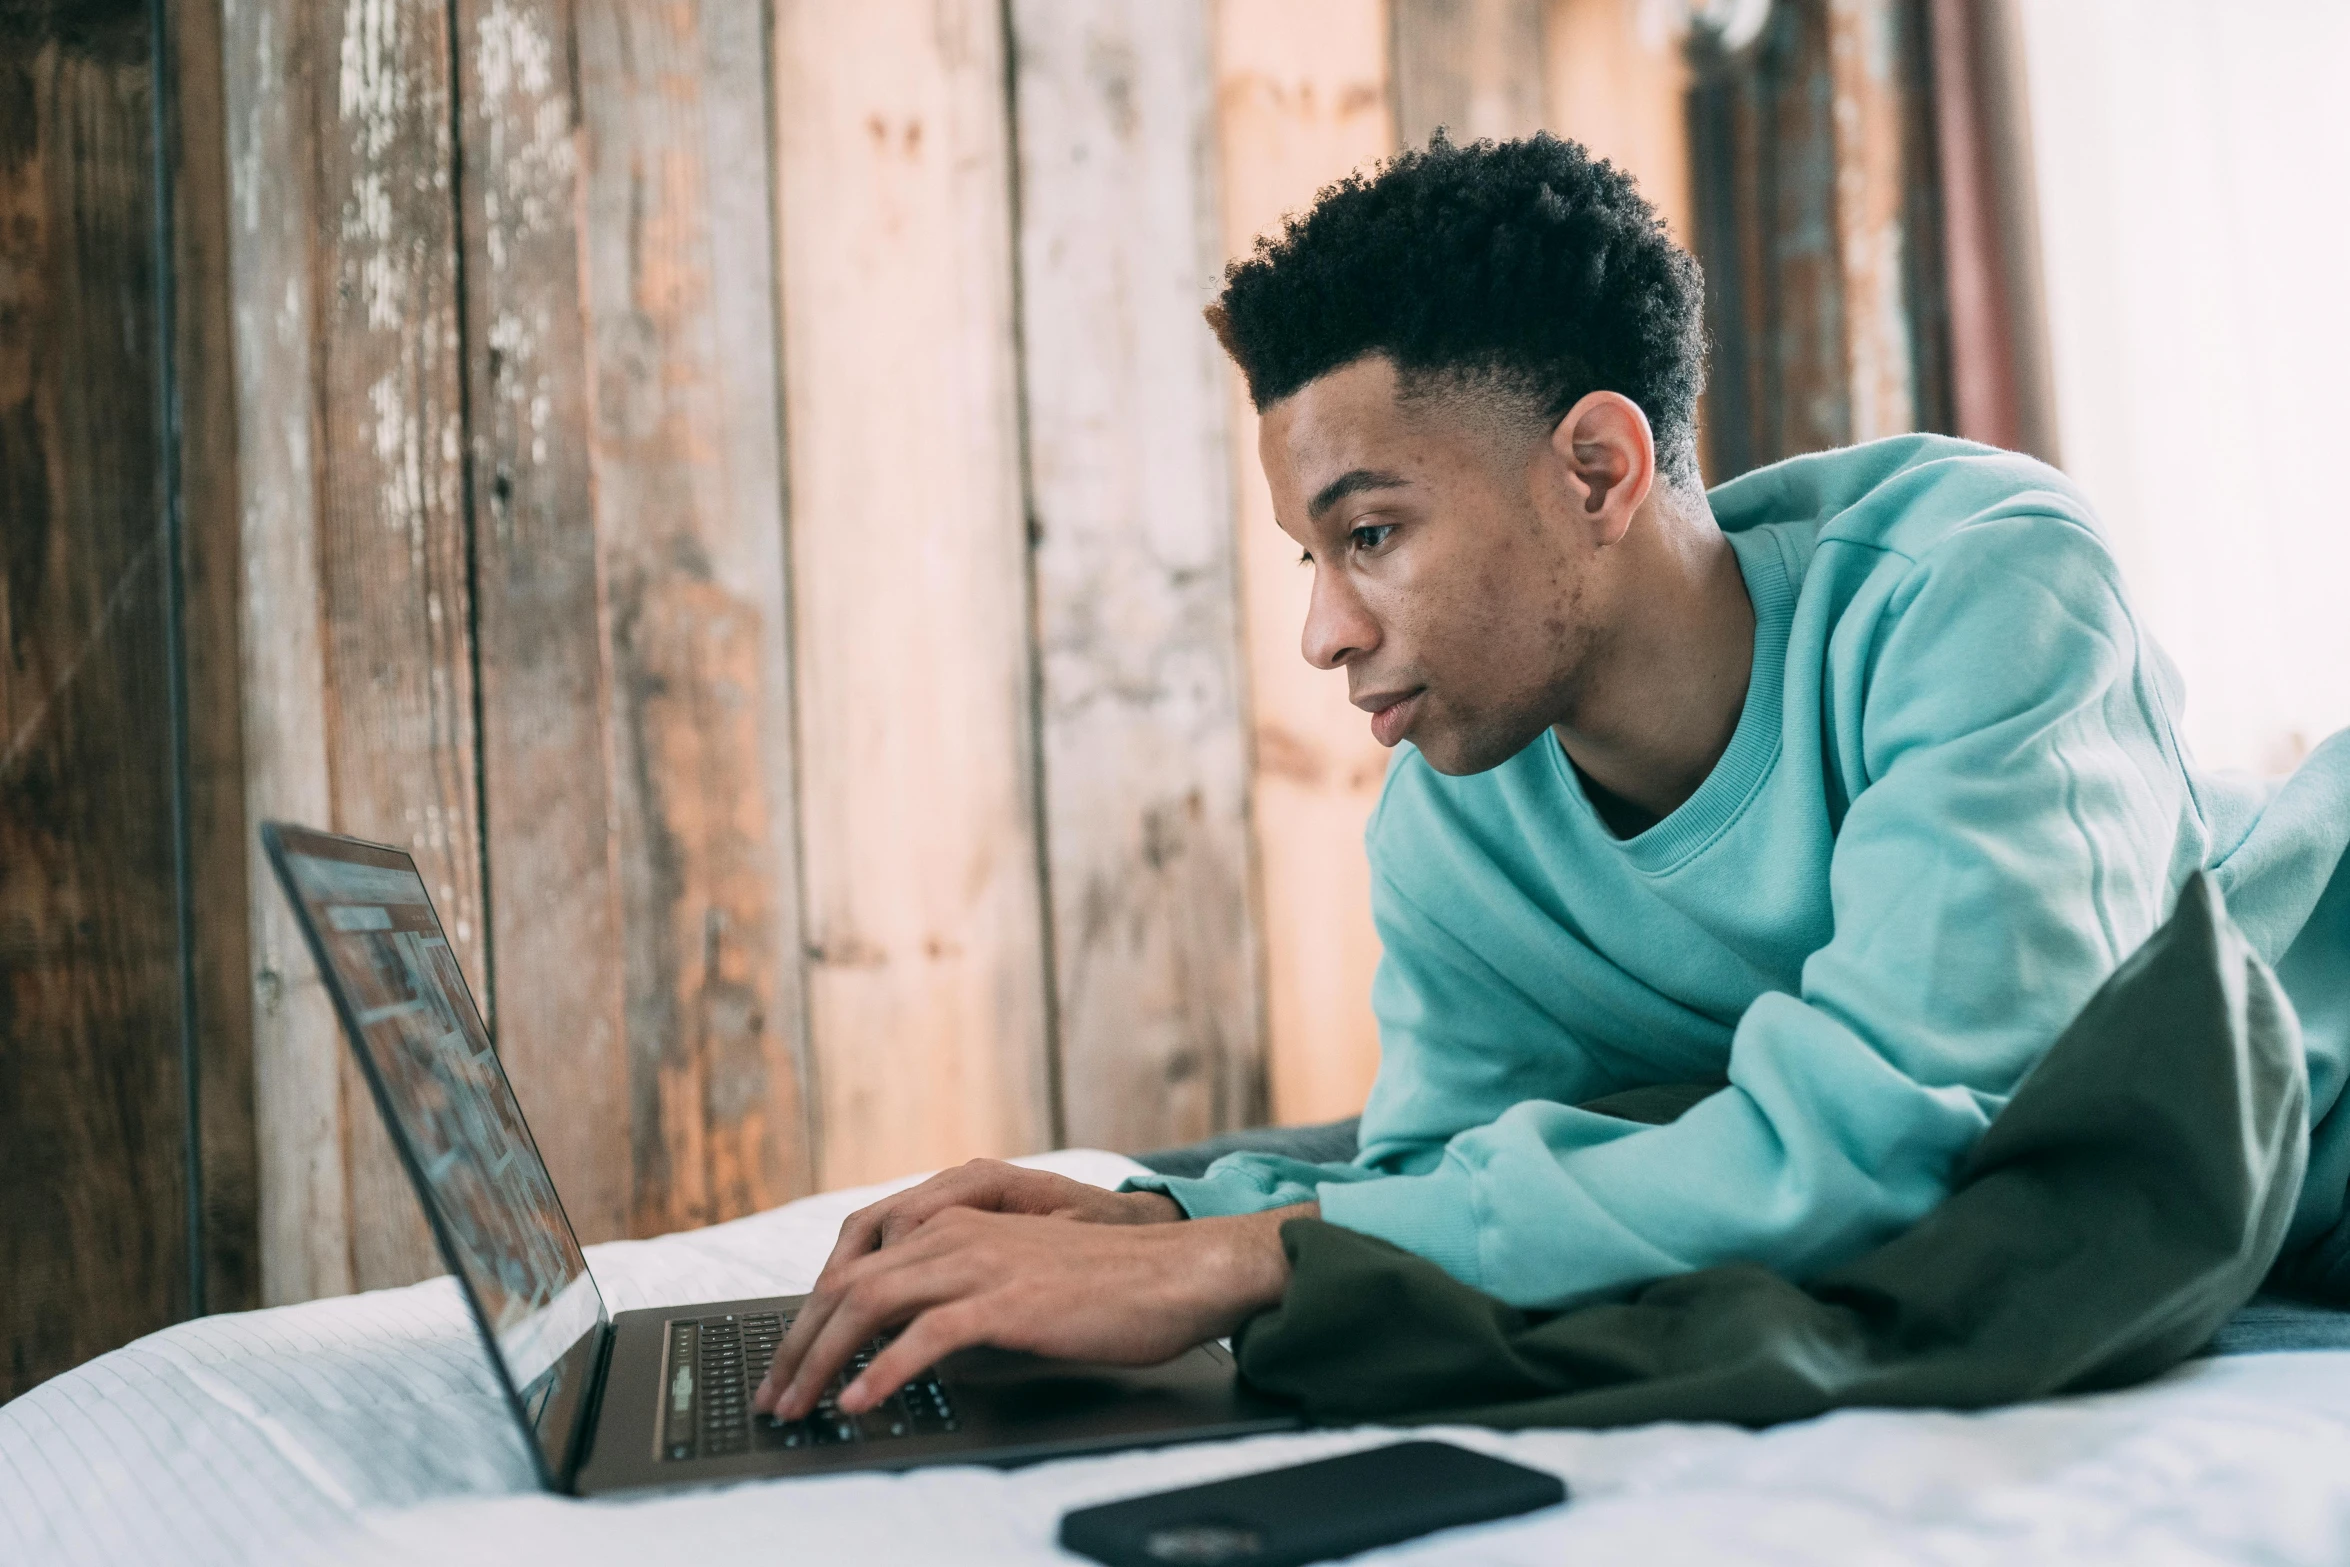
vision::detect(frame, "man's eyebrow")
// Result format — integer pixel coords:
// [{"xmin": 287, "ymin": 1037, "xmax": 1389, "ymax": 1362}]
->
[{"xmin": 1307, "ymin": 468, "xmax": 1409, "ymax": 520}]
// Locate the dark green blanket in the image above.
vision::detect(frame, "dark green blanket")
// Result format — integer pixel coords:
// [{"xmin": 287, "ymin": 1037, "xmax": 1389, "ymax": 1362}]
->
[{"xmin": 1233, "ymin": 874, "xmax": 2311, "ymax": 1429}]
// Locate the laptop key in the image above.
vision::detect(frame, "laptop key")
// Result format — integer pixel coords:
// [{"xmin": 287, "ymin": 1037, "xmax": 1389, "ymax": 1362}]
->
[{"xmin": 670, "ymin": 1312, "xmax": 938, "ymax": 1458}]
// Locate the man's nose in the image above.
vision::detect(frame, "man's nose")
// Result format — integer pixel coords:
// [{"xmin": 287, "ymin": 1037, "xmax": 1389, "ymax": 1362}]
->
[{"xmin": 1301, "ymin": 566, "xmax": 1379, "ymax": 671}]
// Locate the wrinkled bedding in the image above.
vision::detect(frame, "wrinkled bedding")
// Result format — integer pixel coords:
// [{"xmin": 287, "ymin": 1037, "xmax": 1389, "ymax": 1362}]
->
[{"xmin": 9, "ymin": 1149, "xmax": 2350, "ymax": 1566}]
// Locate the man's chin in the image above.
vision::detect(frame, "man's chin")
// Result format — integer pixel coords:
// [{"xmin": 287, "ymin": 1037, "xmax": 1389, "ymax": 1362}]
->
[{"xmin": 1407, "ymin": 723, "xmax": 1528, "ymax": 778}]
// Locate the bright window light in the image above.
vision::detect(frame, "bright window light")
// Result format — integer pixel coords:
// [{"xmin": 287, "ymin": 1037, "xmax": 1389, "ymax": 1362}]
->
[{"xmin": 2018, "ymin": 0, "xmax": 2350, "ymax": 775}]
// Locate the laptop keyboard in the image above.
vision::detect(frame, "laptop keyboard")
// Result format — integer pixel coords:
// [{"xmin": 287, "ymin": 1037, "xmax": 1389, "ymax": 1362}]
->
[{"xmin": 659, "ymin": 1310, "xmax": 958, "ymax": 1462}]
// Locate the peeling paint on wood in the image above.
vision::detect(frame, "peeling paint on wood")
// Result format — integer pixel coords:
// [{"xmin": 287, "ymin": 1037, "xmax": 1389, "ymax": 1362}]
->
[
  {"xmin": 456, "ymin": 0, "xmax": 633, "ymax": 1246},
  {"xmin": 221, "ymin": 0, "xmax": 352, "ymax": 1308},
  {"xmin": 324, "ymin": 0, "xmax": 482, "ymax": 1294}
]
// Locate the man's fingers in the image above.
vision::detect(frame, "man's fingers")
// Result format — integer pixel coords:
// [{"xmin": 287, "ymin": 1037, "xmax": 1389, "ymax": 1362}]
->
[
  {"xmin": 837, "ymin": 1300, "xmax": 991, "ymax": 1416},
  {"xmin": 780, "ymin": 1178, "xmax": 994, "ymax": 1402},
  {"xmin": 807, "ymin": 1164, "xmax": 1014, "ymax": 1295},
  {"xmin": 769, "ymin": 1244, "xmax": 975, "ymax": 1421},
  {"xmin": 757, "ymin": 1240, "xmax": 906, "ymax": 1411},
  {"xmin": 754, "ymin": 1287, "xmax": 839, "ymax": 1414}
]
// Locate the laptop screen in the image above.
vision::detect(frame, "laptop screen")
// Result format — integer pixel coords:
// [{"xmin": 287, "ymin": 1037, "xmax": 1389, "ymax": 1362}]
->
[{"xmin": 266, "ymin": 823, "xmax": 606, "ymax": 1484}]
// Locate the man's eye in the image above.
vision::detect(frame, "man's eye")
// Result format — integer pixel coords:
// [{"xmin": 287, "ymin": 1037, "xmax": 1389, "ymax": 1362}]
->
[{"xmin": 1350, "ymin": 524, "xmax": 1395, "ymax": 552}]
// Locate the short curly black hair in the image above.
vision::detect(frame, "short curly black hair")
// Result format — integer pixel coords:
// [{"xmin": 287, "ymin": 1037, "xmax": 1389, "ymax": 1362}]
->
[{"xmin": 1208, "ymin": 133, "xmax": 1707, "ymax": 484}]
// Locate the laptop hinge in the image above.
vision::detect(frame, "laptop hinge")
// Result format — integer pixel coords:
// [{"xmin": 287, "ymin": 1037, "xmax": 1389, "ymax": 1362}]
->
[{"xmin": 561, "ymin": 1319, "xmax": 617, "ymax": 1494}]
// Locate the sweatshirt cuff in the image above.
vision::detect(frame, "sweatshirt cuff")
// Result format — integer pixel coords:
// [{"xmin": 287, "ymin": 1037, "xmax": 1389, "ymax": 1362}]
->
[
  {"xmin": 1119, "ymin": 1171, "xmax": 1309, "ymax": 1219},
  {"xmin": 1314, "ymin": 1164, "xmax": 1484, "ymax": 1288}
]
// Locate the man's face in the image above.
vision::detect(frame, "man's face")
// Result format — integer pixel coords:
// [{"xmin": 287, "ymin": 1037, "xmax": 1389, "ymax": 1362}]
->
[{"xmin": 1259, "ymin": 356, "xmax": 1601, "ymax": 776}]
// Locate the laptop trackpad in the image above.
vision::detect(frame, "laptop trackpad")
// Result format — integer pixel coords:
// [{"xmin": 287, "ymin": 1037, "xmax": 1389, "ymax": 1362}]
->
[{"xmin": 940, "ymin": 1343, "xmax": 1257, "ymax": 1437}]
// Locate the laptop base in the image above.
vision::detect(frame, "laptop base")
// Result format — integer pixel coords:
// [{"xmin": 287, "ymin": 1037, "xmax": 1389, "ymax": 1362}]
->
[{"xmin": 572, "ymin": 1295, "xmax": 1302, "ymax": 1496}]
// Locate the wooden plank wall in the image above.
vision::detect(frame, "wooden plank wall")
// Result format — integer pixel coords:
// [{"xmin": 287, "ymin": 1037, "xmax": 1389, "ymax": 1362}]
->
[
  {"xmin": 1543, "ymin": 0, "xmax": 1695, "ymax": 244},
  {"xmin": 1, "ymin": 1, "xmax": 190, "ymax": 1400},
  {"xmin": 1394, "ymin": 0, "xmax": 1546, "ymax": 145},
  {"xmin": 1685, "ymin": 0, "xmax": 1952, "ymax": 479},
  {"xmin": 219, "ymin": 0, "xmax": 349, "ymax": 1308},
  {"xmin": 170, "ymin": 0, "xmax": 262, "ymax": 1324},
  {"xmin": 773, "ymin": 0, "xmax": 1053, "ymax": 1187},
  {"xmin": 316, "ymin": 0, "xmax": 486, "ymax": 1298},
  {"xmin": 1012, "ymin": 0, "xmax": 1266, "ymax": 1152},
  {"xmin": 457, "ymin": 0, "xmax": 633, "ymax": 1253},
  {"xmin": 1213, "ymin": 0, "xmax": 1399, "ymax": 1127},
  {"xmin": 573, "ymin": 0, "xmax": 816, "ymax": 1236},
  {"xmin": 1924, "ymin": 0, "xmax": 2058, "ymax": 462},
  {"xmin": 217, "ymin": 0, "xmax": 821, "ymax": 1308},
  {"xmin": 1828, "ymin": 0, "xmax": 1920, "ymax": 442},
  {"xmin": 224, "ymin": 0, "xmax": 484, "ymax": 1299},
  {"xmin": 10, "ymin": 0, "xmax": 2008, "ymax": 1394}
]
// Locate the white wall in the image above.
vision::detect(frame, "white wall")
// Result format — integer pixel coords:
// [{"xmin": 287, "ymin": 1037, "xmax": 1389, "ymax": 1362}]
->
[{"xmin": 2016, "ymin": 0, "xmax": 2350, "ymax": 775}]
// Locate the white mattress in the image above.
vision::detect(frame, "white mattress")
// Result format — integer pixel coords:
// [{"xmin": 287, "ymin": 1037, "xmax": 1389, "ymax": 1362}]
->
[{"xmin": 9, "ymin": 1149, "xmax": 2350, "ymax": 1566}]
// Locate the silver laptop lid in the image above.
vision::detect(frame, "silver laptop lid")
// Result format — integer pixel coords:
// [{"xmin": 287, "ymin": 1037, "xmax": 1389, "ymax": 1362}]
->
[{"xmin": 263, "ymin": 821, "xmax": 606, "ymax": 1488}]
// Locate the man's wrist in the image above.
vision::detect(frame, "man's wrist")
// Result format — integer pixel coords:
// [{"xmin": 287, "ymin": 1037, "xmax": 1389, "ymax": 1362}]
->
[
  {"xmin": 1199, "ymin": 1201, "xmax": 1317, "ymax": 1326},
  {"xmin": 1117, "ymin": 1189, "xmax": 1184, "ymax": 1224}
]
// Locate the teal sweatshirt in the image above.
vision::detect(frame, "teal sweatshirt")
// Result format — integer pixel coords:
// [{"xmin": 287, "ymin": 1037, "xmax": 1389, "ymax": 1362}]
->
[{"xmin": 1130, "ymin": 436, "xmax": 2350, "ymax": 1310}]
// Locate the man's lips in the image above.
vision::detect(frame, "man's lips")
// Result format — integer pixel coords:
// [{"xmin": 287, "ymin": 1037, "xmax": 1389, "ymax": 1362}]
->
[{"xmin": 1358, "ymin": 687, "xmax": 1425, "ymax": 747}]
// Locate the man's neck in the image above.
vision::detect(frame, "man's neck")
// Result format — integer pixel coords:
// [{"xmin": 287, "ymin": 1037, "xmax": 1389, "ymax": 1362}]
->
[{"xmin": 1552, "ymin": 493, "xmax": 1756, "ymax": 826}]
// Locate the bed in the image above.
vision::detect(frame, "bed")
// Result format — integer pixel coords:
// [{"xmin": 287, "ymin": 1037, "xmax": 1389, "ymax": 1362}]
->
[{"xmin": 9, "ymin": 1149, "xmax": 2350, "ymax": 1565}]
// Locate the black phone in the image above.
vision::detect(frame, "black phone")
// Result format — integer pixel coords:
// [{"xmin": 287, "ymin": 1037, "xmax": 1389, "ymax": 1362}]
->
[{"xmin": 1057, "ymin": 1439, "xmax": 1567, "ymax": 1567}]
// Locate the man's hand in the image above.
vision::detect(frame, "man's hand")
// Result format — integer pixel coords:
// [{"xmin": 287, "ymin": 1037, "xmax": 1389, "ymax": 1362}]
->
[
  {"xmin": 751, "ymin": 1201, "xmax": 1314, "ymax": 1422},
  {"xmin": 807, "ymin": 1159, "xmax": 1181, "ymax": 1290}
]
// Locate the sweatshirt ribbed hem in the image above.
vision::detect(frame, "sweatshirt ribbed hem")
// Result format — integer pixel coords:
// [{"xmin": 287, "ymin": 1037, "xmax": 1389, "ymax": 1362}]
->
[{"xmin": 1316, "ymin": 1166, "xmax": 1483, "ymax": 1288}]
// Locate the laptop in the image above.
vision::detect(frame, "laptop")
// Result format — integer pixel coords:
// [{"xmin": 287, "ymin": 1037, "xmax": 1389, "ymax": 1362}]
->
[{"xmin": 262, "ymin": 822, "xmax": 1300, "ymax": 1496}]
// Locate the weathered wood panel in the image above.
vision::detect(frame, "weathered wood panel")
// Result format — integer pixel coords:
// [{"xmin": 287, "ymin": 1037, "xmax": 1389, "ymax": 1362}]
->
[
  {"xmin": 219, "ymin": 0, "xmax": 349, "ymax": 1307},
  {"xmin": 1212, "ymin": 0, "xmax": 1396, "ymax": 1126},
  {"xmin": 0, "ymin": 4, "xmax": 189, "ymax": 1397},
  {"xmin": 1892, "ymin": 0, "xmax": 1953, "ymax": 444},
  {"xmin": 576, "ymin": 0, "xmax": 817, "ymax": 1230},
  {"xmin": 453, "ymin": 0, "xmax": 634, "ymax": 1246},
  {"xmin": 1925, "ymin": 0, "xmax": 2057, "ymax": 462},
  {"xmin": 169, "ymin": 0, "xmax": 261, "ymax": 1315},
  {"xmin": 1751, "ymin": 0, "xmax": 1851, "ymax": 464},
  {"xmin": 1540, "ymin": 0, "xmax": 1694, "ymax": 245},
  {"xmin": 774, "ymin": 0, "xmax": 1054, "ymax": 1185},
  {"xmin": 222, "ymin": 0, "xmax": 483, "ymax": 1296},
  {"xmin": 312, "ymin": 0, "xmax": 484, "ymax": 1294},
  {"xmin": 1827, "ymin": 0, "xmax": 1916, "ymax": 440},
  {"xmin": 1689, "ymin": 0, "xmax": 1965, "ymax": 478},
  {"xmin": 1393, "ymin": 0, "xmax": 1544, "ymax": 148},
  {"xmin": 1010, "ymin": 0, "xmax": 1266, "ymax": 1153},
  {"xmin": 1689, "ymin": 0, "xmax": 1853, "ymax": 476}
]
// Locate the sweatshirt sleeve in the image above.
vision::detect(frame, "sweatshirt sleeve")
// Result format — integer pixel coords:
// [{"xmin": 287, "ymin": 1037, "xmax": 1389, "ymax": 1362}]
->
[{"xmin": 1307, "ymin": 514, "xmax": 2198, "ymax": 1308}]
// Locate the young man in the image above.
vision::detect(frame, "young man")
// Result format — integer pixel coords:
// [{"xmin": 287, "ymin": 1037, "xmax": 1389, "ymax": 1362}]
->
[{"xmin": 755, "ymin": 135, "xmax": 2350, "ymax": 1425}]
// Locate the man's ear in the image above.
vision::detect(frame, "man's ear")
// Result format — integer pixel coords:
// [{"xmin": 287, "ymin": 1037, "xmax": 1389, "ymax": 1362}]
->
[{"xmin": 1548, "ymin": 391, "xmax": 1656, "ymax": 547}]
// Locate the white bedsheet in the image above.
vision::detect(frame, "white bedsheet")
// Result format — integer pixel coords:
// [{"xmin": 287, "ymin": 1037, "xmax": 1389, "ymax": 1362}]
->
[{"xmin": 8, "ymin": 1149, "xmax": 2350, "ymax": 1566}]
